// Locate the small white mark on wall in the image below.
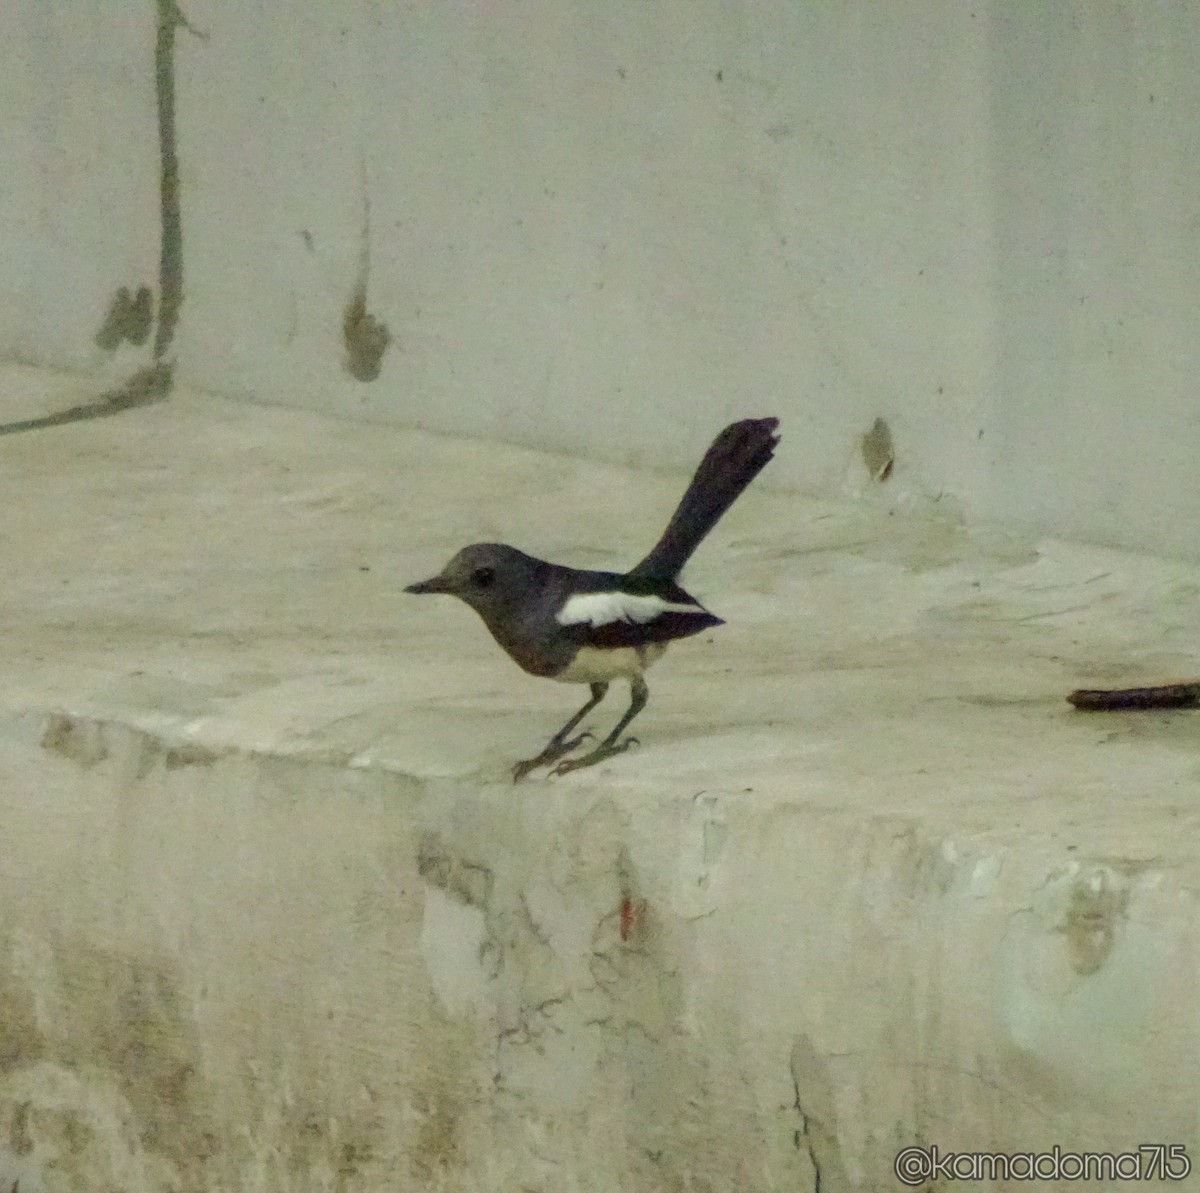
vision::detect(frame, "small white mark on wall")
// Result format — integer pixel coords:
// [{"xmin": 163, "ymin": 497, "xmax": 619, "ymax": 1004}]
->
[{"xmin": 420, "ymin": 887, "xmax": 489, "ymax": 1016}]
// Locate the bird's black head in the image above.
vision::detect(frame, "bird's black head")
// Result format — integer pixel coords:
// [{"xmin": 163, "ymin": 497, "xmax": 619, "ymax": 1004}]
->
[{"xmin": 405, "ymin": 543, "xmax": 547, "ymax": 622}]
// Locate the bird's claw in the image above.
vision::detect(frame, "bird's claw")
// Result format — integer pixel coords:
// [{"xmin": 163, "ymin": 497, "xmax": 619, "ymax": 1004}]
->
[
  {"xmin": 511, "ymin": 731, "xmax": 595, "ymax": 782},
  {"xmin": 549, "ymin": 736, "xmax": 638, "ymax": 777}
]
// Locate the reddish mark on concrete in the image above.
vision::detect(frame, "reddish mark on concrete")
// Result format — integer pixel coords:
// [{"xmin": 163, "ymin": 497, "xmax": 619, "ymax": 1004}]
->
[{"xmin": 619, "ymin": 897, "xmax": 646, "ymax": 942}]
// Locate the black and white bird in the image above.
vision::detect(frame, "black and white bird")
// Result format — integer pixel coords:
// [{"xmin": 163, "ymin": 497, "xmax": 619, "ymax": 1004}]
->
[{"xmin": 406, "ymin": 417, "xmax": 780, "ymax": 780}]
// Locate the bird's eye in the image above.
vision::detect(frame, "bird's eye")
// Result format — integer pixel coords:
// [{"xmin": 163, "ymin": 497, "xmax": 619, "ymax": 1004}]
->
[{"xmin": 471, "ymin": 566, "xmax": 495, "ymax": 588}]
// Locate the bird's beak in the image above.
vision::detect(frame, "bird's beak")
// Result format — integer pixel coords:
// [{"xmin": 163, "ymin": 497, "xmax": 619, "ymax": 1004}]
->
[{"xmin": 405, "ymin": 574, "xmax": 452, "ymax": 595}]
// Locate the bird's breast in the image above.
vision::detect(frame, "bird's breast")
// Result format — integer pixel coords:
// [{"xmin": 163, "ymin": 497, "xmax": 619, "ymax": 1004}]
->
[{"xmin": 554, "ymin": 643, "xmax": 668, "ymax": 684}]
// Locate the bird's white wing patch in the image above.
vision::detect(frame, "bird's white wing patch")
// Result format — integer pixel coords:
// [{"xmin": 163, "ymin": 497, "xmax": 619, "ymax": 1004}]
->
[{"xmin": 556, "ymin": 590, "xmax": 702, "ymax": 628}]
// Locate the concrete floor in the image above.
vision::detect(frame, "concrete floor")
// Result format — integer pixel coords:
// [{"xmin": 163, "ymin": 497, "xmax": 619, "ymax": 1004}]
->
[{"xmin": 1, "ymin": 363, "xmax": 1198, "ymax": 1190}]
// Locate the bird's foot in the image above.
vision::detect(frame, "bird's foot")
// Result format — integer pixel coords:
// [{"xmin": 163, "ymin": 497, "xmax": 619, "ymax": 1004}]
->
[
  {"xmin": 550, "ymin": 736, "xmax": 639, "ymax": 776},
  {"xmin": 512, "ymin": 732, "xmax": 594, "ymax": 783}
]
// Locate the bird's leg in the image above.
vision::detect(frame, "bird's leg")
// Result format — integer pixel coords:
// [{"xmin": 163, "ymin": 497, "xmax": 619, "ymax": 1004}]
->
[
  {"xmin": 512, "ymin": 682, "xmax": 608, "ymax": 782},
  {"xmin": 552, "ymin": 677, "xmax": 648, "ymax": 776}
]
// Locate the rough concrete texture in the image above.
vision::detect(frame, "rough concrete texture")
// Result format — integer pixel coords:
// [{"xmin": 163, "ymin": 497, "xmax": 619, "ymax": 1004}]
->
[
  {"xmin": 4, "ymin": 5, "xmax": 1200, "ymax": 560},
  {"xmin": 1, "ymin": 364, "xmax": 1199, "ymax": 1190}
]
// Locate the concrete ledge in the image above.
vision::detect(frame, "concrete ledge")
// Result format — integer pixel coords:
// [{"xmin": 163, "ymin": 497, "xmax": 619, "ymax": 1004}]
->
[{"xmin": 1, "ymin": 366, "xmax": 1198, "ymax": 1190}]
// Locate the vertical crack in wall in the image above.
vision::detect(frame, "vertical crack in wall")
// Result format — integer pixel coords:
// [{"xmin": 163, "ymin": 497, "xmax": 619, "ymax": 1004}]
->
[
  {"xmin": 153, "ymin": 0, "xmax": 192, "ymax": 363},
  {"xmin": 789, "ymin": 1038, "xmax": 849, "ymax": 1193},
  {"xmin": 792, "ymin": 1072, "xmax": 824, "ymax": 1193}
]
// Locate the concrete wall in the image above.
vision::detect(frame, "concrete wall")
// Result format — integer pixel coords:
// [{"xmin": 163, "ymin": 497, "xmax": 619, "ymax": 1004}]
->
[
  {"xmin": 3, "ymin": 711, "xmax": 1198, "ymax": 1193},
  {"xmin": 3, "ymin": 3, "xmax": 1200, "ymax": 558}
]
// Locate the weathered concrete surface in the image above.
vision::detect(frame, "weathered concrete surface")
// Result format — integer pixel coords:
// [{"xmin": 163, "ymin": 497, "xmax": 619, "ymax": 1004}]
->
[
  {"xmin": 0, "ymin": 364, "xmax": 1198, "ymax": 1190},
  {"xmin": 5, "ymin": 5, "xmax": 1200, "ymax": 559},
  {"xmin": 0, "ymin": 4, "xmax": 158, "ymax": 370}
]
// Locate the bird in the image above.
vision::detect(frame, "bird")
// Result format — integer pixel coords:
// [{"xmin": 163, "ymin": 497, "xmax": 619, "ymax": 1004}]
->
[{"xmin": 406, "ymin": 417, "xmax": 780, "ymax": 780}]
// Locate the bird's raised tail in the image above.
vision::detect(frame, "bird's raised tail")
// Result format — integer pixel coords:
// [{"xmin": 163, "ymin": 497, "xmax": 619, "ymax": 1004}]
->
[{"xmin": 628, "ymin": 417, "xmax": 780, "ymax": 581}]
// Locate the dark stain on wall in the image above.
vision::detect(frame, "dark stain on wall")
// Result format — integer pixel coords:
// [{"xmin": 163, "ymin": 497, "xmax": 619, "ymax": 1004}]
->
[
  {"xmin": 41, "ymin": 713, "xmax": 111, "ymax": 768},
  {"xmin": 1059, "ymin": 873, "xmax": 1128, "ymax": 976},
  {"xmin": 94, "ymin": 286, "xmax": 154, "ymax": 350},
  {"xmin": 343, "ymin": 281, "xmax": 392, "ymax": 382},
  {"xmin": 861, "ymin": 417, "xmax": 895, "ymax": 482},
  {"xmin": 0, "ymin": 953, "xmax": 43, "ymax": 1075},
  {"xmin": 163, "ymin": 742, "xmax": 223, "ymax": 770},
  {"xmin": 0, "ymin": 942, "xmax": 214, "ymax": 1189},
  {"xmin": 342, "ymin": 177, "xmax": 391, "ymax": 383}
]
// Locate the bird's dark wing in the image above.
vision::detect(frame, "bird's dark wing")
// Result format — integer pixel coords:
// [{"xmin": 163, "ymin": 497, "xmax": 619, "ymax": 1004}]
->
[{"xmin": 554, "ymin": 585, "xmax": 723, "ymax": 647}]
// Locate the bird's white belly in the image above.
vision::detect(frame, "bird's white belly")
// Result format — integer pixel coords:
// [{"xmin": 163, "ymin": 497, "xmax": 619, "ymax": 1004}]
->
[{"xmin": 555, "ymin": 643, "xmax": 667, "ymax": 683}]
